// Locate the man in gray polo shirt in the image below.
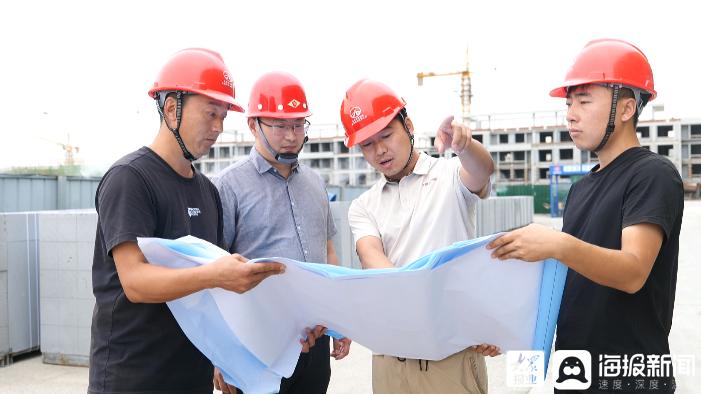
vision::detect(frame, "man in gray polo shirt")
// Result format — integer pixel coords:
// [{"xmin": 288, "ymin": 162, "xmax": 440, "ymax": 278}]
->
[{"xmin": 213, "ymin": 71, "xmax": 351, "ymax": 394}]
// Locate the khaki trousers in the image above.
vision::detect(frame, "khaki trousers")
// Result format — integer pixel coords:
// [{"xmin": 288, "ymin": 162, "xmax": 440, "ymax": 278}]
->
[{"xmin": 372, "ymin": 348, "xmax": 488, "ymax": 394}]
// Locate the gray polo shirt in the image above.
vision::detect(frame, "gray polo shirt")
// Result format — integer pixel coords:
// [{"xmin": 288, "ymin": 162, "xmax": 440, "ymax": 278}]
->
[{"xmin": 213, "ymin": 147, "xmax": 336, "ymax": 263}]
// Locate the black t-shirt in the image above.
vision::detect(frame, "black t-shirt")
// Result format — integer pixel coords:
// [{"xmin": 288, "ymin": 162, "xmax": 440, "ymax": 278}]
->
[
  {"xmin": 555, "ymin": 147, "xmax": 683, "ymax": 392},
  {"xmin": 89, "ymin": 147, "xmax": 223, "ymax": 394}
]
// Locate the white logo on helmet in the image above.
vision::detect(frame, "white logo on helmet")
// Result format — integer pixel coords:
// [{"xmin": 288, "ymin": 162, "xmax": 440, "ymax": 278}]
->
[
  {"xmin": 222, "ymin": 72, "xmax": 234, "ymax": 89},
  {"xmin": 288, "ymin": 99, "xmax": 301, "ymax": 109},
  {"xmin": 350, "ymin": 106, "xmax": 367, "ymax": 126}
]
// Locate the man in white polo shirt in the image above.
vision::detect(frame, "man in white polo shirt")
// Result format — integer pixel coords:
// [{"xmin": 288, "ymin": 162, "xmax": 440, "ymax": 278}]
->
[{"xmin": 341, "ymin": 79, "xmax": 496, "ymax": 394}]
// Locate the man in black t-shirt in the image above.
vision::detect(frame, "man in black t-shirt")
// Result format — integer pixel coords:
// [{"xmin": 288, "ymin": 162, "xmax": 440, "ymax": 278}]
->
[
  {"xmin": 487, "ymin": 39, "xmax": 683, "ymax": 393},
  {"xmin": 88, "ymin": 49, "xmax": 289, "ymax": 394}
]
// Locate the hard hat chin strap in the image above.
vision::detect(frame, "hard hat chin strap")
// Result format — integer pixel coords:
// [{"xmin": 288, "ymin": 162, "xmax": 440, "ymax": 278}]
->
[
  {"xmin": 256, "ymin": 118, "xmax": 307, "ymax": 165},
  {"xmin": 156, "ymin": 91, "xmax": 197, "ymax": 162},
  {"xmin": 386, "ymin": 110, "xmax": 416, "ymax": 182},
  {"xmin": 398, "ymin": 110, "xmax": 415, "ymax": 175},
  {"xmin": 593, "ymin": 84, "xmax": 621, "ymax": 154}
]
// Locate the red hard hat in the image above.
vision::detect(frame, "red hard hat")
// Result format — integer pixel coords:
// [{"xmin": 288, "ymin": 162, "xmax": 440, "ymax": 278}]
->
[
  {"xmin": 247, "ymin": 71, "xmax": 312, "ymax": 119},
  {"xmin": 341, "ymin": 79, "xmax": 406, "ymax": 148},
  {"xmin": 148, "ymin": 48, "xmax": 244, "ymax": 112},
  {"xmin": 550, "ymin": 39, "xmax": 656, "ymax": 100}
]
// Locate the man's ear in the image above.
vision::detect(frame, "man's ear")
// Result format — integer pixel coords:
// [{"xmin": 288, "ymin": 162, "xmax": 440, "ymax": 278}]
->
[
  {"xmin": 248, "ymin": 117, "xmax": 259, "ymax": 137},
  {"xmin": 163, "ymin": 95, "xmax": 178, "ymax": 126},
  {"xmin": 619, "ymin": 97, "xmax": 637, "ymax": 123}
]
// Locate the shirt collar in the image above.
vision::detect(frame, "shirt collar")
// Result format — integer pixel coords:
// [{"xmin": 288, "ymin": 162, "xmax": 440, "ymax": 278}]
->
[
  {"xmin": 413, "ymin": 152, "xmax": 431, "ymax": 175},
  {"xmin": 250, "ymin": 146, "xmax": 299, "ymax": 175}
]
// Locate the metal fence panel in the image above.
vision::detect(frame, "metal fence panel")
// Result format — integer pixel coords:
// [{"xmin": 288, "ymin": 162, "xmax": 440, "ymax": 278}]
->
[{"xmin": 0, "ymin": 175, "xmax": 99, "ymax": 213}]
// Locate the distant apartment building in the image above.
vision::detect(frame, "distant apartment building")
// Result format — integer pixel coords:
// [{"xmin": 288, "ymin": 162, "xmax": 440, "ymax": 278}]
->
[
  {"xmin": 195, "ymin": 123, "xmax": 435, "ymax": 186},
  {"xmin": 196, "ymin": 114, "xmax": 701, "ymax": 186}
]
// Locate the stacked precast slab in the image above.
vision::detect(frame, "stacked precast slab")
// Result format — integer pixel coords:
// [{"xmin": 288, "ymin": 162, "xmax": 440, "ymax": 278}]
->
[{"xmin": 0, "ymin": 212, "xmax": 40, "ymax": 366}]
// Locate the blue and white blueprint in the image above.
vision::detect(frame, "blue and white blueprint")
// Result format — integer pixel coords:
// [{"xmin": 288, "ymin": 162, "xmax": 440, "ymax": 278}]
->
[{"xmin": 138, "ymin": 234, "xmax": 567, "ymax": 394}]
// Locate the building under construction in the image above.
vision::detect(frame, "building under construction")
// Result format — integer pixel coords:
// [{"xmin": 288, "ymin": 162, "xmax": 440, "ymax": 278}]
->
[{"xmin": 196, "ymin": 113, "xmax": 701, "ymax": 187}]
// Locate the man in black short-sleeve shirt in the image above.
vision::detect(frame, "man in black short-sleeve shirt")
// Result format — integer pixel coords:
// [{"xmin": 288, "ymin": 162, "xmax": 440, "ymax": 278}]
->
[
  {"xmin": 88, "ymin": 48, "xmax": 285, "ymax": 394},
  {"xmin": 488, "ymin": 39, "xmax": 683, "ymax": 393},
  {"xmin": 91, "ymin": 147, "xmax": 224, "ymax": 393}
]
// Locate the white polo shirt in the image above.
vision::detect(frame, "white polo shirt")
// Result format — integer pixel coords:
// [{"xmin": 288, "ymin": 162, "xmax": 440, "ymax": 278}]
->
[{"xmin": 349, "ymin": 152, "xmax": 481, "ymax": 267}]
